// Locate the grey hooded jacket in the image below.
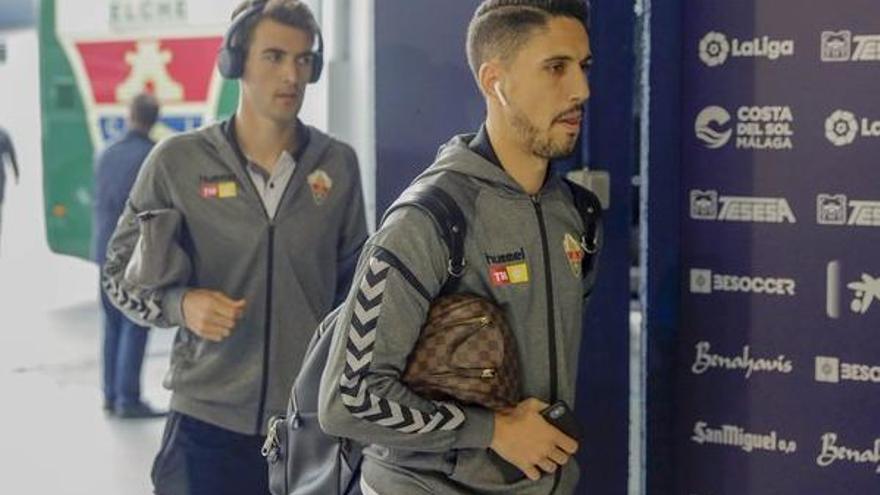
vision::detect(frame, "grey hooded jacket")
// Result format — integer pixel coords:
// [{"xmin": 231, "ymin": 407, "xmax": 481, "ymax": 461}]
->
[
  {"xmin": 103, "ymin": 120, "xmax": 367, "ymax": 435},
  {"xmin": 318, "ymin": 132, "xmax": 601, "ymax": 494}
]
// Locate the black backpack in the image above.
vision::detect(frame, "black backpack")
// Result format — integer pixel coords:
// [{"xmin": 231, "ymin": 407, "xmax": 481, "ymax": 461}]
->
[{"xmin": 262, "ymin": 180, "xmax": 600, "ymax": 495}]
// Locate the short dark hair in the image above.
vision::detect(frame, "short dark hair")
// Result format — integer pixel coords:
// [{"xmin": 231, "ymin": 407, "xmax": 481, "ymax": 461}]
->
[
  {"xmin": 466, "ymin": 0, "xmax": 590, "ymax": 79},
  {"xmin": 130, "ymin": 93, "xmax": 159, "ymax": 129},
  {"xmin": 231, "ymin": 0, "xmax": 320, "ymax": 55}
]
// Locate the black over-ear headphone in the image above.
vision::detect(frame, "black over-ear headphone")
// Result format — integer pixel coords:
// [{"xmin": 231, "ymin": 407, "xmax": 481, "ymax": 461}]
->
[{"xmin": 217, "ymin": 0, "xmax": 324, "ymax": 83}]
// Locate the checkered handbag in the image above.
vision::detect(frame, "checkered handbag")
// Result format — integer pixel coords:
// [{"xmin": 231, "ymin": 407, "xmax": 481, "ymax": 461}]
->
[{"xmin": 402, "ymin": 293, "xmax": 521, "ymax": 410}]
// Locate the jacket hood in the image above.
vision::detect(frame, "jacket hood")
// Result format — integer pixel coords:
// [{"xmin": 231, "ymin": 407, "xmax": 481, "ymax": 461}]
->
[{"xmin": 413, "ymin": 133, "xmax": 532, "ymax": 196}]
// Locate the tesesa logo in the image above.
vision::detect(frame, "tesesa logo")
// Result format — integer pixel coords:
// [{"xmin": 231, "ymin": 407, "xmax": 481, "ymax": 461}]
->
[
  {"xmin": 821, "ymin": 30, "xmax": 880, "ymax": 62},
  {"xmin": 817, "ymin": 194, "xmax": 880, "ymax": 227},
  {"xmin": 691, "ymin": 190, "xmax": 796, "ymax": 224}
]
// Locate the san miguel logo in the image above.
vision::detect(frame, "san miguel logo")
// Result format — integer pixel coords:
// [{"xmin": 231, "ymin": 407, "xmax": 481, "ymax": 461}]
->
[{"xmin": 68, "ymin": 36, "xmax": 224, "ymax": 147}]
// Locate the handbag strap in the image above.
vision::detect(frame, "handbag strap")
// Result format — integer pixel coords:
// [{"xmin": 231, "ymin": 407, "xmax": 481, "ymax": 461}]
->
[
  {"xmin": 562, "ymin": 178, "xmax": 602, "ymax": 277},
  {"xmin": 381, "ymin": 183, "xmax": 467, "ymax": 287}
]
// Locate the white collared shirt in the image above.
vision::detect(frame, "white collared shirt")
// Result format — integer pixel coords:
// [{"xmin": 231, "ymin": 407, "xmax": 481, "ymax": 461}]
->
[{"xmin": 245, "ymin": 150, "xmax": 297, "ymax": 219}]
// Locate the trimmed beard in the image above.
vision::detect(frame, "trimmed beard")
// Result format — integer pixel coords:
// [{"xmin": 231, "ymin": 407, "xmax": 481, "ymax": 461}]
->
[{"xmin": 509, "ymin": 105, "xmax": 579, "ymax": 159}]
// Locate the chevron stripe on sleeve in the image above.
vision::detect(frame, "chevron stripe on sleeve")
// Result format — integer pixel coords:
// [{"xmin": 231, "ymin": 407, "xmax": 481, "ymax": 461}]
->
[
  {"xmin": 102, "ymin": 275, "xmax": 163, "ymax": 324},
  {"xmin": 339, "ymin": 255, "xmax": 466, "ymax": 434}
]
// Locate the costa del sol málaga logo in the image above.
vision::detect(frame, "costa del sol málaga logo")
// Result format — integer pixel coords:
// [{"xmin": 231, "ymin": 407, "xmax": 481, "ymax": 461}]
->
[{"xmin": 695, "ymin": 106, "xmax": 733, "ymax": 148}]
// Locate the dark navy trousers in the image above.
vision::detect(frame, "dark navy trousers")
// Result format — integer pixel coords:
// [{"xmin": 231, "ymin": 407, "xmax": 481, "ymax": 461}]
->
[
  {"xmin": 152, "ymin": 412, "xmax": 270, "ymax": 495},
  {"xmin": 100, "ymin": 290, "xmax": 149, "ymax": 408}
]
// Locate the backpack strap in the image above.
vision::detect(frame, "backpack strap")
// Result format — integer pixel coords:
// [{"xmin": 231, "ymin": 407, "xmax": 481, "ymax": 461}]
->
[
  {"xmin": 381, "ymin": 183, "xmax": 467, "ymax": 280},
  {"xmin": 563, "ymin": 178, "xmax": 602, "ymax": 277}
]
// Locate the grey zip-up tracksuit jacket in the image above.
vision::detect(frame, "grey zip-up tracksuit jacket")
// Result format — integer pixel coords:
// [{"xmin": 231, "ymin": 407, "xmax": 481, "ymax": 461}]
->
[
  {"xmin": 103, "ymin": 121, "xmax": 367, "ymax": 435},
  {"xmin": 319, "ymin": 133, "xmax": 601, "ymax": 494}
]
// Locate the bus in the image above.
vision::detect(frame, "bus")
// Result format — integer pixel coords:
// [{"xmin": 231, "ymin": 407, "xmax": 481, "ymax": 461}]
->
[{"xmin": 39, "ymin": 0, "xmax": 240, "ymax": 259}]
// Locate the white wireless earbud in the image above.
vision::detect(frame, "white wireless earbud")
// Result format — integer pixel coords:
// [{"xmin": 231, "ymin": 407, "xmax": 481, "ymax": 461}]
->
[{"xmin": 494, "ymin": 81, "xmax": 509, "ymax": 107}]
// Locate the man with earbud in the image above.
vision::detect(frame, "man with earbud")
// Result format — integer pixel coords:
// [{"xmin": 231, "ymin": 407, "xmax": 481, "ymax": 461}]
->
[
  {"xmin": 318, "ymin": 1, "xmax": 601, "ymax": 494},
  {"xmin": 101, "ymin": 1, "xmax": 367, "ymax": 493}
]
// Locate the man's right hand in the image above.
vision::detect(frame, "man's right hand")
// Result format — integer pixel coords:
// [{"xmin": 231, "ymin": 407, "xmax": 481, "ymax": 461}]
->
[
  {"xmin": 181, "ymin": 289, "xmax": 246, "ymax": 342},
  {"xmin": 489, "ymin": 398, "xmax": 579, "ymax": 481}
]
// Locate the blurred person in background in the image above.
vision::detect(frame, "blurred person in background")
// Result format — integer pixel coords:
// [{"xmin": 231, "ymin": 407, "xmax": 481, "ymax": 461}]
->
[
  {"xmin": 93, "ymin": 93, "xmax": 165, "ymax": 419},
  {"xmin": 0, "ymin": 125, "xmax": 20, "ymax": 253}
]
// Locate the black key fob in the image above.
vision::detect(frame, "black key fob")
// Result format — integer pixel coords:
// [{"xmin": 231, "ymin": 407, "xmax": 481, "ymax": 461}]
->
[{"xmin": 540, "ymin": 400, "xmax": 583, "ymax": 443}]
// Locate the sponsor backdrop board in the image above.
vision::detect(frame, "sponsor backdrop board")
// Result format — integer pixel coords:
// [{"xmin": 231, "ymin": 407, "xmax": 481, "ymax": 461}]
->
[{"xmin": 676, "ymin": 0, "xmax": 880, "ymax": 493}]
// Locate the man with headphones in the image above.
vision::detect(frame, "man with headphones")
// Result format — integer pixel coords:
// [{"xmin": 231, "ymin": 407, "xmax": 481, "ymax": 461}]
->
[{"xmin": 101, "ymin": 1, "xmax": 367, "ymax": 493}]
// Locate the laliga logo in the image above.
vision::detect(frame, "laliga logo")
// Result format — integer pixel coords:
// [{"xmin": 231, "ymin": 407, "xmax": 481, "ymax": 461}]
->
[
  {"xmin": 695, "ymin": 106, "xmax": 732, "ymax": 148},
  {"xmin": 825, "ymin": 110, "xmax": 880, "ymax": 146},
  {"xmin": 699, "ymin": 31, "xmax": 794, "ymax": 67},
  {"xmin": 699, "ymin": 32, "xmax": 730, "ymax": 67},
  {"xmin": 825, "ymin": 110, "xmax": 859, "ymax": 146}
]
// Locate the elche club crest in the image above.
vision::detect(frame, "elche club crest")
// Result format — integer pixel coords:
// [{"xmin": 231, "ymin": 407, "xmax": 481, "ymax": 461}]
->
[
  {"xmin": 563, "ymin": 233, "xmax": 584, "ymax": 278},
  {"xmin": 71, "ymin": 36, "xmax": 224, "ymax": 147},
  {"xmin": 307, "ymin": 170, "xmax": 333, "ymax": 205}
]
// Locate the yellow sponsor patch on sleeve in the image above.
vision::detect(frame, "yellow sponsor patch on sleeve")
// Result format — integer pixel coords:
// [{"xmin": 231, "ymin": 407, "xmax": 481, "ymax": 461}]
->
[
  {"xmin": 506, "ymin": 263, "xmax": 530, "ymax": 284},
  {"xmin": 217, "ymin": 181, "xmax": 238, "ymax": 198}
]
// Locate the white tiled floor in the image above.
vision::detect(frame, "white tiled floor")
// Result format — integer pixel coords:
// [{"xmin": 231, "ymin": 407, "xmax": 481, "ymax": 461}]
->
[
  {"xmin": 0, "ymin": 259, "xmax": 173, "ymax": 495},
  {"xmin": 0, "ymin": 34, "xmax": 173, "ymax": 488}
]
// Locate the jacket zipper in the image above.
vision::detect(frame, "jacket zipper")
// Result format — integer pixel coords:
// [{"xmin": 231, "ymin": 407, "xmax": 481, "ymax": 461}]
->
[
  {"xmin": 532, "ymin": 195, "xmax": 561, "ymax": 494},
  {"xmin": 255, "ymin": 225, "xmax": 274, "ymax": 433},
  {"xmin": 253, "ymin": 161, "xmax": 303, "ymax": 434},
  {"xmin": 531, "ymin": 196, "xmax": 558, "ymax": 402},
  {"xmin": 228, "ymin": 119, "xmax": 305, "ymax": 435}
]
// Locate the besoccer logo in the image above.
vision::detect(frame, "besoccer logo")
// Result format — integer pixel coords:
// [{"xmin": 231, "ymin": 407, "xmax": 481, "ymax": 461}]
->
[
  {"xmin": 825, "ymin": 110, "xmax": 859, "ymax": 146},
  {"xmin": 700, "ymin": 32, "xmax": 730, "ymax": 67},
  {"xmin": 815, "ymin": 356, "xmax": 840, "ymax": 383},
  {"xmin": 690, "ymin": 269, "xmax": 713, "ymax": 294},
  {"xmin": 695, "ymin": 106, "xmax": 733, "ymax": 149}
]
